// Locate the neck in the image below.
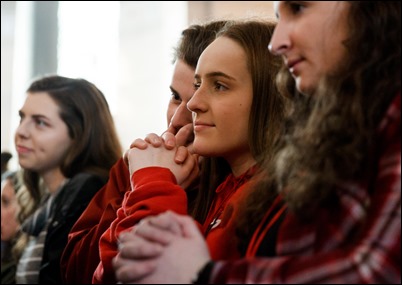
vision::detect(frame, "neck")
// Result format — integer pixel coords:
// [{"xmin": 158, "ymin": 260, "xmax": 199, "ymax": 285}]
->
[
  {"xmin": 227, "ymin": 152, "xmax": 256, "ymax": 177},
  {"xmin": 41, "ymin": 169, "xmax": 67, "ymax": 194}
]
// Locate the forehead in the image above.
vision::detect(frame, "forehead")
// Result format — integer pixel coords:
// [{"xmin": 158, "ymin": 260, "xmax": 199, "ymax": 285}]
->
[
  {"xmin": 25, "ymin": 92, "xmax": 55, "ymax": 105},
  {"xmin": 22, "ymin": 92, "xmax": 61, "ymax": 114},
  {"xmin": 196, "ymin": 36, "xmax": 247, "ymax": 73},
  {"xmin": 172, "ymin": 59, "xmax": 195, "ymax": 83},
  {"xmin": 202, "ymin": 36, "xmax": 243, "ymax": 58}
]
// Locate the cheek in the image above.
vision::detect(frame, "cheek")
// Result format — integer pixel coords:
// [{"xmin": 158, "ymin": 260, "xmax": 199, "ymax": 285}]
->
[
  {"xmin": 41, "ymin": 140, "xmax": 72, "ymax": 167},
  {"xmin": 321, "ymin": 34, "xmax": 346, "ymax": 75},
  {"xmin": 2, "ymin": 207, "xmax": 14, "ymax": 221},
  {"xmin": 55, "ymin": 144, "xmax": 71, "ymax": 160},
  {"xmin": 52, "ymin": 132, "xmax": 73, "ymax": 153}
]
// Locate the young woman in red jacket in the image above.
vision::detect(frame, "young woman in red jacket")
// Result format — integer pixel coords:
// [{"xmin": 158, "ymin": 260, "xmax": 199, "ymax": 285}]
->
[
  {"xmin": 60, "ymin": 20, "xmax": 228, "ymax": 284},
  {"xmin": 93, "ymin": 20, "xmax": 285, "ymax": 283}
]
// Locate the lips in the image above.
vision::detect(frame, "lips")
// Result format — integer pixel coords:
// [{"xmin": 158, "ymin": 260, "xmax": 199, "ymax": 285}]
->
[
  {"xmin": 193, "ymin": 121, "xmax": 215, "ymax": 132},
  {"xmin": 286, "ymin": 59, "xmax": 296, "ymax": 68},
  {"xmin": 16, "ymin": 145, "xmax": 32, "ymax": 154},
  {"xmin": 286, "ymin": 58, "xmax": 303, "ymax": 76}
]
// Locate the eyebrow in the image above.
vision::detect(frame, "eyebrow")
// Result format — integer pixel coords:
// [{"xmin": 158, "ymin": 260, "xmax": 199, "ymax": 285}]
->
[
  {"xmin": 194, "ymin": 71, "xmax": 236, "ymax": 81},
  {"xmin": 169, "ymin": 86, "xmax": 178, "ymax": 94},
  {"xmin": 18, "ymin": 110, "xmax": 49, "ymax": 121}
]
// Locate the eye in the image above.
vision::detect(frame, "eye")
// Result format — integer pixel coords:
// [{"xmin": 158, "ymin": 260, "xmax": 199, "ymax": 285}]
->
[
  {"xmin": 170, "ymin": 92, "xmax": 181, "ymax": 103},
  {"xmin": 193, "ymin": 82, "xmax": 201, "ymax": 90},
  {"xmin": 18, "ymin": 111, "xmax": 24, "ymax": 124},
  {"xmin": 1, "ymin": 195, "xmax": 11, "ymax": 206},
  {"xmin": 214, "ymin": 81, "xmax": 228, "ymax": 92},
  {"xmin": 35, "ymin": 118, "xmax": 47, "ymax": 127},
  {"xmin": 288, "ymin": 1, "xmax": 306, "ymax": 14},
  {"xmin": 2, "ymin": 199, "xmax": 9, "ymax": 206}
]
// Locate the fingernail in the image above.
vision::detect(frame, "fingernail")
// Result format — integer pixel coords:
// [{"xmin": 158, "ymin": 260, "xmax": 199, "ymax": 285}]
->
[{"xmin": 166, "ymin": 139, "xmax": 175, "ymax": 147}]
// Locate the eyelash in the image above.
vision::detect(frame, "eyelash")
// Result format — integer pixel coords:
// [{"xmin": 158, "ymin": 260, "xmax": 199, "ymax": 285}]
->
[
  {"xmin": 288, "ymin": 1, "xmax": 305, "ymax": 14},
  {"xmin": 193, "ymin": 81, "xmax": 228, "ymax": 92},
  {"xmin": 170, "ymin": 92, "xmax": 181, "ymax": 102},
  {"xmin": 214, "ymin": 82, "xmax": 227, "ymax": 91},
  {"xmin": 36, "ymin": 119, "xmax": 45, "ymax": 126},
  {"xmin": 17, "ymin": 115, "xmax": 48, "ymax": 128},
  {"xmin": 193, "ymin": 82, "xmax": 200, "ymax": 90}
]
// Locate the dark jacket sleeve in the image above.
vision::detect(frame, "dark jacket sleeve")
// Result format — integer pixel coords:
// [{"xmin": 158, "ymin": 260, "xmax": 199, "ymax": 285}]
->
[{"xmin": 59, "ymin": 158, "xmax": 130, "ymax": 284}]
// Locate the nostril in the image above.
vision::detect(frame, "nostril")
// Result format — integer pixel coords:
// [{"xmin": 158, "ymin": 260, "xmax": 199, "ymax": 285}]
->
[{"xmin": 270, "ymin": 44, "xmax": 287, "ymax": 56}]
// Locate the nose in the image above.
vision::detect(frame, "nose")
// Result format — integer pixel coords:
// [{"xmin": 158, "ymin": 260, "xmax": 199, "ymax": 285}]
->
[
  {"xmin": 187, "ymin": 88, "xmax": 206, "ymax": 114},
  {"xmin": 268, "ymin": 22, "xmax": 290, "ymax": 56},
  {"xmin": 169, "ymin": 102, "xmax": 192, "ymax": 132},
  {"xmin": 15, "ymin": 118, "xmax": 30, "ymax": 140}
]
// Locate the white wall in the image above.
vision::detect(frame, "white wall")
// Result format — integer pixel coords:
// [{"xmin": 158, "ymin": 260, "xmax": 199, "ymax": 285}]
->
[
  {"xmin": 1, "ymin": 1, "xmax": 188, "ymax": 166},
  {"xmin": 1, "ymin": 1, "xmax": 274, "ymax": 170}
]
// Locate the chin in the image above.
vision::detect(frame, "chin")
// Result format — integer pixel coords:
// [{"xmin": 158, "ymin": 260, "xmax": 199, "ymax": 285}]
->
[
  {"xmin": 296, "ymin": 80, "xmax": 315, "ymax": 96},
  {"xmin": 191, "ymin": 145, "xmax": 210, "ymax": 157},
  {"xmin": 18, "ymin": 162, "xmax": 35, "ymax": 172}
]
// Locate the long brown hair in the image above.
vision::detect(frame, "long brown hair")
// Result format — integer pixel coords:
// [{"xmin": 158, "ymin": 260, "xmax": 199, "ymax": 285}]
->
[
  {"xmin": 191, "ymin": 19, "xmax": 285, "ymax": 223},
  {"xmin": 170, "ymin": 19, "xmax": 231, "ymax": 218},
  {"xmin": 21, "ymin": 75, "xmax": 122, "ymax": 215},
  {"xmin": 236, "ymin": 1, "xmax": 401, "ymax": 249}
]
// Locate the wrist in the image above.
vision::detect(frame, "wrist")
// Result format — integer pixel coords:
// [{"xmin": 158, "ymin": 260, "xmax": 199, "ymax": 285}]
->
[{"xmin": 192, "ymin": 260, "xmax": 214, "ymax": 284}]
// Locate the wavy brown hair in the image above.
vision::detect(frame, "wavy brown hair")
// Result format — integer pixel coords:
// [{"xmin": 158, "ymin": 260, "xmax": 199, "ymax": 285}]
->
[{"xmin": 236, "ymin": 1, "xmax": 401, "ymax": 252}]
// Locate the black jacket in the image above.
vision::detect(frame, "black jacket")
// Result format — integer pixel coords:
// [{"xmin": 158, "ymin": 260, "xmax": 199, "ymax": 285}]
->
[{"xmin": 39, "ymin": 173, "xmax": 107, "ymax": 284}]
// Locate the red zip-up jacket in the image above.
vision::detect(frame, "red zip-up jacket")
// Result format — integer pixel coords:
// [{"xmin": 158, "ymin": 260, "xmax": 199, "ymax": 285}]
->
[{"xmin": 93, "ymin": 165, "xmax": 256, "ymax": 283}]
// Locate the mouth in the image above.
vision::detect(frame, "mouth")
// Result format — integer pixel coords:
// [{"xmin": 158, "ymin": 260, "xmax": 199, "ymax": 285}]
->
[
  {"xmin": 16, "ymin": 145, "xmax": 32, "ymax": 154},
  {"xmin": 286, "ymin": 58, "xmax": 303, "ymax": 76},
  {"xmin": 193, "ymin": 121, "xmax": 215, "ymax": 132}
]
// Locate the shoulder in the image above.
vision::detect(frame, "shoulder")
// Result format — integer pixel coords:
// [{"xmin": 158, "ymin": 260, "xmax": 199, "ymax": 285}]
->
[
  {"xmin": 55, "ymin": 173, "xmax": 107, "ymax": 209},
  {"xmin": 67, "ymin": 173, "xmax": 107, "ymax": 190},
  {"xmin": 378, "ymin": 93, "xmax": 400, "ymax": 133},
  {"xmin": 376, "ymin": 93, "xmax": 401, "ymax": 154}
]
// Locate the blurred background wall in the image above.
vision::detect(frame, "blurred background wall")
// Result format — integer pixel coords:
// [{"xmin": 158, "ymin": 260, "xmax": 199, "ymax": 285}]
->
[{"xmin": 1, "ymin": 1, "xmax": 274, "ymax": 169}]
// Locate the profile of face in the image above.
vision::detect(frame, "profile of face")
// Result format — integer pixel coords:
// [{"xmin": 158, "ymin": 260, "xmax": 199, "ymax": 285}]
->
[
  {"xmin": 269, "ymin": 1, "xmax": 350, "ymax": 94},
  {"xmin": 188, "ymin": 36, "xmax": 253, "ymax": 166},
  {"xmin": 166, "ymin": 59, "xmax": 195, "ymax": 132},
  {"xmin": 1, "ymin": 178, "xmax": 20, "ymax": 241},
  {"xmin": 14, "ymin": 92, "xmax": 72, "ymax": 175}
]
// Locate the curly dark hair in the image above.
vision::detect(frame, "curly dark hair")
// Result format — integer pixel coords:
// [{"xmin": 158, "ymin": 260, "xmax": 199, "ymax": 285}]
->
[{"xmin": 236, "ymin": 1, "xmax": 401, "ymax": 253}]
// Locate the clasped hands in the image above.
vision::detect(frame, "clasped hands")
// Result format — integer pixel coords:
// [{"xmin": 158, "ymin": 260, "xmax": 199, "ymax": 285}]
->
[
  {"xmin": 113, "ymin": 210, "xmax": 212, "ymax": 284},
  {"xmin": 123, "ymin": 123, "xmax": 199, "ymax": 189},
  {"xmin": 114, "ymin": 125, "xmax": 211, "ymax": 283}
]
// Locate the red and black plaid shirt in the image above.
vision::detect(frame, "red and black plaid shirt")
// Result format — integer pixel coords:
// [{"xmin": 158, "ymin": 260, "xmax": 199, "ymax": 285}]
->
[{"xmin": 211, "ymin": 93, "xmax": 401, "ymax": 284}]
